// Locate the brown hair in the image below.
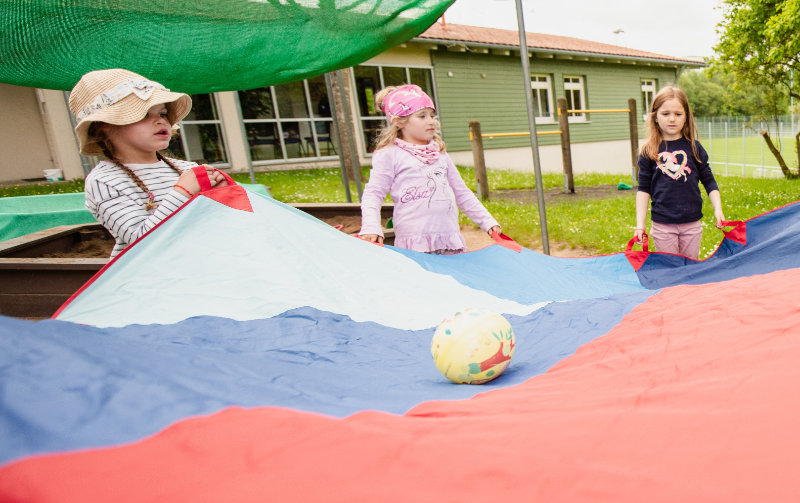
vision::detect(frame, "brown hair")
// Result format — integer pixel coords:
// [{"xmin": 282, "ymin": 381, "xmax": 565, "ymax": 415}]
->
[
  {"xmin": 372, "ymin": 85, "xmax": 446, "ymax": 151},
  {"xmin": 641, "ymin": 86, "xmax": 701, "ymax": 162},
  {"xmin": 88, "ymin": 122, "xmax": 183, "ymax": 211}
]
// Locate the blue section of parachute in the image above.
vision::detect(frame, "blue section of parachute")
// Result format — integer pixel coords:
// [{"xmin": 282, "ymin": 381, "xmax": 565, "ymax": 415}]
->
[
  {"xmin": 392, "ymin": 245, "xmax": 643, "ymax": 304},
  {"xmin": 636, "ymin": 202, "xmax": 800, "ymax": 288},
  {"xmin": 0, "ymin": 290, "xmax": 653, "ymax": 465}
]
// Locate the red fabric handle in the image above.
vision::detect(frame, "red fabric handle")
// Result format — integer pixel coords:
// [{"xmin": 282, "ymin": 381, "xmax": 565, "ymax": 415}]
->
[
  {"xmin": 192, "ymin": 166, "xmax": 213, "ymax": 192},
  {"xmin": 720, "ymin": 220, "xmax": 747, "ymax": 245},
  {"xmin": 490, "ymin": 230, "xmax": 522, "ymax": 253},
  {"xmin": 625, "ymin": 235, "xmax": 649, "ymax": 252},
  {"xmin": 191, "ymin": 166, "xmax": 238, "ymax": 193}
]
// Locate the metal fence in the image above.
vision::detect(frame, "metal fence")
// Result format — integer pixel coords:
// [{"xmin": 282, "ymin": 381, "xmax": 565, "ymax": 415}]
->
[{"xmin": 695, "ymin": 115, "xmax": 799, "ymax": 177}]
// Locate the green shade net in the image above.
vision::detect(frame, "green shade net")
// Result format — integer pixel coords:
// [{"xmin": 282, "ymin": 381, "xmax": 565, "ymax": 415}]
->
[{"xmin": 0, "ymin": 0, "xmax": 454, "ymax": 93}]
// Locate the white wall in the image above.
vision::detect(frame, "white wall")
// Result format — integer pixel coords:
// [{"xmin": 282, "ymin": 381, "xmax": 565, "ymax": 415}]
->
[
  {"xmin": 448, "ymin": 139, "xmax": 643, "ymax": 180},
  {"xmin": 0, "ymin": 84, "xmax": 57, "ymax": 182}
]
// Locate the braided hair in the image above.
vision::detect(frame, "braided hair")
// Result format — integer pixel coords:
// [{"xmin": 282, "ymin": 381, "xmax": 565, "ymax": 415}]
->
[{"xmin": 91, "ymin": 123, "xmax": 183, "ymax": 211}]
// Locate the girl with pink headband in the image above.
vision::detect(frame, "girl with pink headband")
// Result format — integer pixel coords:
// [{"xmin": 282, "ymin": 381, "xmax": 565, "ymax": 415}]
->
[{"xmin": 360, "ymin": 84, "xmax": 501, "ymax": 254}]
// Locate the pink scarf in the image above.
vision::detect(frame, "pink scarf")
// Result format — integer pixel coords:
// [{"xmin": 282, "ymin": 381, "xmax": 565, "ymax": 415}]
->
[{"xmin": 394, "ymin": 138, "xmax": 440, "ymax": 164}]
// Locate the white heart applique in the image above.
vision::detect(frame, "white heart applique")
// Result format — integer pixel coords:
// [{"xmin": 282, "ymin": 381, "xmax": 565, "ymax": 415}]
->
[{"xmin": 657, "ymin": 150, "xmax": 691, "ymax": 181}]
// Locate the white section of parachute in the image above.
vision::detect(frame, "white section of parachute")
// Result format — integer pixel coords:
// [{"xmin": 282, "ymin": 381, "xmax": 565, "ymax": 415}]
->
[{"xmin": 56, "ymin": 191, "xmax": 543, "ymax": 329}]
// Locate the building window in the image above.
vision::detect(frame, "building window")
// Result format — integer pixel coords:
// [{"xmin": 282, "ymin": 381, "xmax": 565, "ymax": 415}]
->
[
  {"xmin": 563, "ymin": 76, "xmax": 586, "ymax": 121},
  {"xmin": 641, "ymin": 79, "xmax": 657, "ymax": 120},
  {"xmin": 167, "ymin": 94, "xmax": 228, "ymax": 165},
  {"xmin": 353, "ymin": 64, "xmax": 435, "ymax": 153},
  {"xmin": 238, "ymin": 75, "xmax": 335, "ymax": 164},
  {"xmin": 530, "ymin": 74, "xmax": 554, "ymax": 123}
]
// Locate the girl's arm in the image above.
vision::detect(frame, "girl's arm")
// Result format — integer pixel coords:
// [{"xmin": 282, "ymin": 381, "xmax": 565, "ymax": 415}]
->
[
  {"xmin": 359, "ymin": 150, "xmax": 394, "ymax": 241},
  {"xmin": 85, "ymin": 177, "xmax": 189, "ymax": 250},
  {"xmin": 444, "ymin": 156, "xmax": 499, "ymax": 233},
  {"xmin": 634, "ymin": 190, "xmax": 651, "ymax": 242},
  {"xmin": 708, "ymin": 189, "xmax": 725, "ymax": 228},
  {"xmin": 634, "ymin": 154, "xmax": 655, "ymax": 242},
  {"xmin": 694, "ymin": 142, "xmax": 724, "ymax": 227}
]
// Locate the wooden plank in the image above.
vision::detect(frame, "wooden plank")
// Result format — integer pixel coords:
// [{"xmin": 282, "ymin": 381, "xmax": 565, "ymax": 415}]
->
[
  {"xmin": 290, "ymin": 203, "xmax": 393, "ymax": 220},
  {"xmin": 0, "ymin": 266, "xmax": 102, "ymax": 294},
  {"xmin": 0, "ymin": 223, "xmax": 107, "ymax": 257},
  {"xmin": 0, "ymin": 293, "xmax": 65, "ymax": 319}
]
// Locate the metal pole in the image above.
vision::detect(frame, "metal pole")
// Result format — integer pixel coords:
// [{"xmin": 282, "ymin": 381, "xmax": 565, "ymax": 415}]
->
[
  {"xmin": 742, "ymin": 119, "xmax": 746, "ymax": 176},
  {"xmin": 761, "ymin": 119, "xmax": 764, "ymax": 170},
  {"xmin": 724, "ymin": 121, "xmax": 729, "ymax": 175},
  {"xmin": 514, "ymin": 0, "xmax": 549, "ymax": 255},
  {"xmin": 708, "ymin": 122, "xmax": 712, "ymax": 165},
  {"xmin": 791, "ymin": 70, "xmax": 795, "ymax": 134}
]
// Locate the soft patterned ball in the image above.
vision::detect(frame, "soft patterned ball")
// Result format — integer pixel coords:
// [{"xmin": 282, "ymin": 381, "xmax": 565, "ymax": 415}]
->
[{"xmin": 431, "ymin": 308, "xmax": 515, "ymax": 384}]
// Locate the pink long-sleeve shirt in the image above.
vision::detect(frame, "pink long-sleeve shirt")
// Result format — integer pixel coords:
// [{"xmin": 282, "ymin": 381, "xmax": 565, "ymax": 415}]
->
[{"xmin": 360, "ymin": 145, "xmax": 498, "ymax": 252}]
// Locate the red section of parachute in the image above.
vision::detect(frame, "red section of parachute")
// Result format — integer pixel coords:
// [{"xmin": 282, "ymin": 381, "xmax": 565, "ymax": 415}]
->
[
  {"xmin": 624, "ymin": 235, "xmax": 649, "ymax": 271},
  {"xmin": 194, "ymin": 166, "xmax": 253, "ymax": 213},
  {"xmin": 202, "ymin": 185, "xmax": 253, "ymax": 213},
  {"xmin": 491, "ymin": 230, "xmax": 523, "ymax": 252},
  {"xmin": 7, "ymin": 267, "xmax": 800, "ymax": 502},
  {"xmin": 721, "ymin": 220, "xmax": 746, "ymax": 245}
]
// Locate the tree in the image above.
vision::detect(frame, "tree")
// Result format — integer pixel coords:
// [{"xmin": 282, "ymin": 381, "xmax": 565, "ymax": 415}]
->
[
  {"xmin": 679, "ymin": 69, "xmax": 729, "ymax": 117},
  {"xmin": 714, "ymin": 0, "xmax": 800, "ymax": 177},
  {"xmin": 714, "ymin": 0, "xmax": 800, "ymax": 100},
  {"xmin": 679, "ymin": 68, "xmax": 789, "ymax": 117}
]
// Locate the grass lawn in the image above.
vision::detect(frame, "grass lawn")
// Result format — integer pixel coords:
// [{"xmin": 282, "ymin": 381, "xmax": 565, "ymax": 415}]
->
[
  {"xmin": 3, "ymin": 166, "xmax": 798, "ymax": 258},
  {"xmin": 705, "ymin": 134, "xmax": 800, "ymax": 177}
]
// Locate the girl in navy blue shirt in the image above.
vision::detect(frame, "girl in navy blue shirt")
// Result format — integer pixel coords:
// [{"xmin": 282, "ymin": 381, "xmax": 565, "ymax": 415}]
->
[{"xmin": 634, "ymin": 86, "xmax": 725, "ymax": 259}]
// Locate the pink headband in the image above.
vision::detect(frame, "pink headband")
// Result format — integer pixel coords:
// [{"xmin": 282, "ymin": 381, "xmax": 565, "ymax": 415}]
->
[{"xmin": 380, "ymin": 84, "xmax": 435, "ymax": 121}]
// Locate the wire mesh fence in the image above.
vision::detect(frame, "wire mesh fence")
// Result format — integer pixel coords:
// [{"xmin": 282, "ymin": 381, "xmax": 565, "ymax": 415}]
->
[{"xmin": 695, "ymin": 115, "xmax": 800, "ymax": 178}]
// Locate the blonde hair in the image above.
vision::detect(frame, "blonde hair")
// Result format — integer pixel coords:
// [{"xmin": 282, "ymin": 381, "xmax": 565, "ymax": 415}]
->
[
  {"xmin": 641, "ymin": 85, "xmax": 701, "ymax": 162},
  {"xmin": 372, "ymin": 85, "xmax": 446, "ymax": 151}
]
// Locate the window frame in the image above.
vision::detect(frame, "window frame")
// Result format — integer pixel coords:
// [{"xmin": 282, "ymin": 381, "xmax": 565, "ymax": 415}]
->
[
  {"xmin": 641, "ymin": 78, "xmax": 657, "ymax": 120},
  {"xmin": 530, "ymin": 74, "xmax": 555, "ymax": 124},
  {"xmin": 238, "ymin": 78, "xmax": 337, "ymax": 165},
  {"xmin": 563, "ymin": 75, "xmax": 587, "ymax": 122},
  {"xmin": 174, "ymin": 93, "xmax": 230, "ymax": 166}
]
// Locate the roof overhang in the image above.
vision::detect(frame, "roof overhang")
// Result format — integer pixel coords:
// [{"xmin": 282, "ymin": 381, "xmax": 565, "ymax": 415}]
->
[{"xmin": 411, "ymin": 37, "xmax": 706, "ymax": 68}]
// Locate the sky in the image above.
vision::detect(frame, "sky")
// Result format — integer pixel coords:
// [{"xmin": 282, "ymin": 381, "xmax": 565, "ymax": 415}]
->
[{"xmin": 441, "ymin": 0, "xmax": 726, "ymax": 61}]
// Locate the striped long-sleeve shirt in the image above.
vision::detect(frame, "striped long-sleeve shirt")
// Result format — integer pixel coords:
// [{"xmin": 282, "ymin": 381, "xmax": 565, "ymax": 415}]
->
[{"xmin": 84, "ymin": 158, "xmax": 197, "ymax": 257}]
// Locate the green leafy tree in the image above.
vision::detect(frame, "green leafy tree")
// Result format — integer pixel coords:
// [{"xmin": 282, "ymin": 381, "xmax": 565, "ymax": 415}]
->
[
  {"xmin": 679, "ymin": 69, "xmax": 729, "ymax": 117},
  {"xmin": 680, "ymin": 68, "xmax": 789, "ymax": 117},
  {"xmin": 713, "ymin": 0, "xmax": 800, "ymax": 177}
]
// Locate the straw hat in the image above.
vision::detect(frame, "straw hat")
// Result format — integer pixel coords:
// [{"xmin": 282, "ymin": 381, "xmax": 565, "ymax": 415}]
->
[{"xmin": 69, "ymin": 68, "xmax": 192, "ymax": 155}]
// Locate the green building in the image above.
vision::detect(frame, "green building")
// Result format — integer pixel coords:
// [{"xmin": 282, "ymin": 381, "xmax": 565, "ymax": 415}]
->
[{"xmin": 0, "ymin": 21, "xmax": 703, "ymax": 183}]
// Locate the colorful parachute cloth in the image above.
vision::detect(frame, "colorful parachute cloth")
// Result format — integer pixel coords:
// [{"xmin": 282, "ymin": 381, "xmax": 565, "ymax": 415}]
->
[{"xmin": 2, "ymin": 184, "xmax": 800, "ymax": 501}]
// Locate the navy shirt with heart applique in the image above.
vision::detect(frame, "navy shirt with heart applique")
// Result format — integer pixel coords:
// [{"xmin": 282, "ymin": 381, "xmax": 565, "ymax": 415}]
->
[{"xmin": 637, "ymin": 137, "xmax": 719, "ymax": 224}]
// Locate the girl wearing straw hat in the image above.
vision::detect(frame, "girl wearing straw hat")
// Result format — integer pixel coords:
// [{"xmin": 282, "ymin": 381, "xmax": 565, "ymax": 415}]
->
[{"xmin": 69, "ymin": 68, "xmax": 228, "ymax": 258}]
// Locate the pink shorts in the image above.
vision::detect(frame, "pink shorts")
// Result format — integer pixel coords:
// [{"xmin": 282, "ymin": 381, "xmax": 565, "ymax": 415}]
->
[{"xmin": 649, "ymin": 220, "xmax": 703, "ymax": 259}]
